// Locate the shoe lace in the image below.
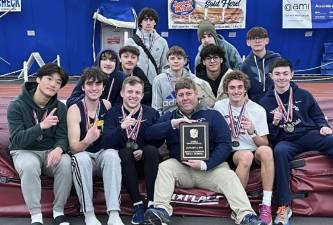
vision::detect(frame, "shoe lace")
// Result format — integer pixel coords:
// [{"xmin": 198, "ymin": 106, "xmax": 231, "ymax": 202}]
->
[
  {"xmin": 277, "ymin": 206, "xmax": 288, "ymax": 217},
  {"xmin": 260, "ymin": 205, "xmax": 271, "ymax": 217}
]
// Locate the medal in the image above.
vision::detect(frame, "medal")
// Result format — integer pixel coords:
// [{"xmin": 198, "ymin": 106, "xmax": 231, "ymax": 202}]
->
[
  {"xmin": 122, "ymin": 105, "xmax": 143, "ymax": 149},
  {"xmin": 232, "ymin": 141, "xmax": 240, "ymax": 148},
  {"xmin": 83, "ymin": 99, "xmax": 100, "ymax": 131},
  {"xmin": 228, "ymin": 101, "xmax": 247, "ymax": 148},
  {"xmin": 126, "ymin": 141, "xmax": 139, "ymax": 151},
  {"xmin": 274, "ymin": 88, "xmax": 294, "ymax": 132},
  {"xmin": 284, "ymin": 123, "xmax": 294, "ymax": 133}
]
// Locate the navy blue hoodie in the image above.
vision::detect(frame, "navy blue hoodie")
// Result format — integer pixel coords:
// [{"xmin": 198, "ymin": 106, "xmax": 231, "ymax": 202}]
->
[
  {"xmin": 144, "ymin": 106, "xmax": 232, "ymax": 170},
  {"xmin": 260, "ymin": 82, "xmax": 329, "ymax": 145},
  {"xmin": 66, "ymin": 49, "xmax": 125, "ymax": 107},
  {"xmin": 240, "ymin": 50, "xmax": 281, "ymax": 103}
]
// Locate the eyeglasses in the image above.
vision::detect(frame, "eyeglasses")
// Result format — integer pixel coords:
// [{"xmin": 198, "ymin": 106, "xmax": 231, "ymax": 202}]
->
[
  {"xmin": 204, "ymin": 56, "xmax": 220, "ymax": 62},
  {"xmin": 248, "ymin": 36, "xmax": 267, "ymax": 41}
]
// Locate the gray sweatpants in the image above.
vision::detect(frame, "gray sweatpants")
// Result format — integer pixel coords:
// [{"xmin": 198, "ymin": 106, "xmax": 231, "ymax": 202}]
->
[
  {"xmin": 71, "ymin": 149, "xmax": 122, "ymax": 213},
  {"xmin": 11, "ymin": 150, "xmax": 72, "ymax": 216}
]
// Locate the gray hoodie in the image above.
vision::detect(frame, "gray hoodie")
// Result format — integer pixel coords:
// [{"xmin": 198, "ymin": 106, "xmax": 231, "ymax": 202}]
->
[
  {"xmin": 152, "ymin": 66, "xmax": 211, "ymax": 115},
  {"xmin": 195, "ymin": 34, "xmax": 242, "ymax": 70},
  {"xmin": 126, "ymin": 29, "xmax": 169, "ymax": 85}
]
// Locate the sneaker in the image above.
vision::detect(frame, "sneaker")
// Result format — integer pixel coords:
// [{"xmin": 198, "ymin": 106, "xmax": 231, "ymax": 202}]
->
[
  {"xmin": 240, "ymin": 214, "xmax": 267, "ymax": 225},
  {"xmin": 144, "ymin": 208, "xmax": 171, "ymax": 225},
  {"xmin": 259, "ymin": 204, "xmax": 272, "ymax": 225},
  {"xmin": 274, "ymin": 205, "xmax": 292, "ymax": 225},
  {"xmin": 131, "ymin": 203, "xmax": 145, "ymax": 225}
]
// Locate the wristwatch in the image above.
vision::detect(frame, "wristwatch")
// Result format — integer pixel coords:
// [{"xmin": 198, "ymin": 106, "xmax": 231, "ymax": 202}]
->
[{"xmin": 249, "ymin": 130, "xmax": 257, "ymax": 138}]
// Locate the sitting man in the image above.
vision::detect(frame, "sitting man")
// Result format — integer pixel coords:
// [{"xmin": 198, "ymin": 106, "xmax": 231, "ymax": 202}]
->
[
  {"xmin": 119, "ymin": 45, "xmax": 152, "ymax": 106},
  {"xmin": 214, "ymin": 71, "xmax": 274, "ymax": 225},
  {"xmin": 144, "ymin": 77, "xmax": 266, "ymax": 225},
  {"xmin": 260, "ymin": 58, "xmax": 333, "ymax": 225},
  {"xmin": 67, "ymin": 67, "xmax": 123, "ymax": 225},
  {"xmin": 7, "ymin": 63, "xmax": 72, "ymax": 225},
  {"xmin": 66, "ymin": 48, "xmax": 125, "ymax": 107},
  {"xmin": 101, "ymin": 76, "xmax": 162, "ymax": 225}
]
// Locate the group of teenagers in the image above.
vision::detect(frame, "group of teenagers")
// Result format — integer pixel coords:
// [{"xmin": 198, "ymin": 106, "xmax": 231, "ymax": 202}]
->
[{"xmin": 6, "ymin": 7, "xmax": 333, "ymax": 225}]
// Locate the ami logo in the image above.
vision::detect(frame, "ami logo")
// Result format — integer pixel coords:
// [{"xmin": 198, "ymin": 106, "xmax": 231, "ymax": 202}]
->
[{"xmin": 284, "ymin": 2, "xmax": 310, "ymax": 11}]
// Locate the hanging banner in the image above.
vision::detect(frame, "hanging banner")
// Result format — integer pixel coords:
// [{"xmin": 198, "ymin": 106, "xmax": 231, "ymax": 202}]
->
[
  {"xmin": 0, "ymin": 0, "xmax": 21, "ymax": 12},
  {"xmin": 283, "ymin": 0, "xmax": 333, "ymax": 28},
  {"xmin": 168, "ymin": 0, "xmax": 246, "ymax": 29}
]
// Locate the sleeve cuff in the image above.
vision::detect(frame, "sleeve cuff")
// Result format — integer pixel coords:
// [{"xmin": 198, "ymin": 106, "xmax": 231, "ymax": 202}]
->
[{"xmin": 200, "ymin": 161, "xmax": 207, "ymax": 171}]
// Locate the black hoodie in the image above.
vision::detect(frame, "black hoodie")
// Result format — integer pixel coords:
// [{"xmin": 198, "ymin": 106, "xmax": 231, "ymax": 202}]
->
[
  {"xmin": 66, "ymin": 49, "xmax": 125, "ymax": 107},
  {"xmin": 7, "ymin": 82, "xmax": 68, "ymax": 152}
]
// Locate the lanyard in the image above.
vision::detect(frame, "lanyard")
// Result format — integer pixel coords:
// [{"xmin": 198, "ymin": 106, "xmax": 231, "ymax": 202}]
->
[
  {"xmin": 121, "ymin": 105, "xmax": 143, "ymax": 141},
  {"xmin": 106, "ymin": 78, "xmax": 115, "ymax": 101},
  {"xmin": 253, "ymin": 55, "xmax": 266, "ymax": 92},
  {"xmin": 274, "ymin": 87, "xmax": 293, "ymax": 123},
  {"xmin": 33, "ymin": 110, "xmax": 48, "ymax": 125},
  {"xmin": 228, "ymin": 101, "xmax": 247, "ymax": 138},
  {"xmin": 83, "ymin": 99, "xmax": 100, "ymax": 131}
]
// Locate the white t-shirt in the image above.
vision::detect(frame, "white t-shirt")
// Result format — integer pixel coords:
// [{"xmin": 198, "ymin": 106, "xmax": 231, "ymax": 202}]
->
[{"xmin": 214, "ymin": 99, "xmax": 269, "ymax": 152}]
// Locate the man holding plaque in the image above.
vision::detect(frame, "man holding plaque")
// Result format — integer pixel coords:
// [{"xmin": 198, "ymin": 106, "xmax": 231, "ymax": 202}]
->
[
  {"xmin": 101, "ymin": 76, "xmax": 162, "ymax": 225},
  {"xmin": 144, "ymin": 77, "xmax": 266, "ymax": 225},
  {"xmin": 260, "ymin": 58, "xmax": 333, "ymax": 225},
  {"xmin": 214, "ymin": 71, "xmax": 274, "ymax": 225},
  {"xmin": 67, "ymin": 67, "xmax": 124, "ymax": 225}
]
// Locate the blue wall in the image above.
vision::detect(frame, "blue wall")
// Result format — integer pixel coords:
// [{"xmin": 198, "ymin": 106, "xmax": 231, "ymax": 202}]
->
[{"xmin": 0, "ymin": 0, "xmax": 332, "ymax": 75}]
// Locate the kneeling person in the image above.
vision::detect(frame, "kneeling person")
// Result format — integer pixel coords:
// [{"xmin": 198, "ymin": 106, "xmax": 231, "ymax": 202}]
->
[
  {"xmin": 101, "ymin": 76, "xmax": 162, "ymax": 224},
  {"xmin": 214, "ymin": 71, "xmax": 274, "ymax": 225},
  {"xmin": 67, "ymin": 67, "xmax": 123, "ymax": 225},
  {"xmin": 144, "ymin": 77, "xmax": 266, "ymax": 225}
]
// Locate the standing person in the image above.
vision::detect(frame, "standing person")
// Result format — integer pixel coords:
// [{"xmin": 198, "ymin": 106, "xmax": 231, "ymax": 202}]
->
[
  {"xmin": 214, "ymin": 71, "xmax": 274, "ymax": 225},
  {"xmin": 126, "ymin": 7, "xmax": 169, "ymax": 85},
  {"xmin": 67, "ymin": 49, "xmax": 125, "ymax": 107},
  {"xmin": 260, "ymin": 58, "xmax": 333, "ymax": 225},
  {"xmin": 67, "ymin": 67, "xmax": 123, "ymax": 225},
  {"xmin": 143, "ymin": 77, "xmax": 266, "ymax": 225},
  {"xmin": 240, "ymin": 27, "xmax": 281, "ymax": 103},
  {"xmin": 119, "ymin": 45, "xmax": 152, "ymax": 106},
  {"xmin": 195, "ymin": 19, "xmax": 242, "ymax": 69},
  {"xmin": 152, "ymin": 45, "xmax": 211, "ymax": 114},
  {"xmin": 7, "ymin": 64, "xmax": 72, "ymax": 225},
  {"xmin": 101, "ymin": 76, "xmax": 162, "ymax": 225},
  {"xmin": 195, "ymin": 44, "xmax": 233, "ymax": 106}
]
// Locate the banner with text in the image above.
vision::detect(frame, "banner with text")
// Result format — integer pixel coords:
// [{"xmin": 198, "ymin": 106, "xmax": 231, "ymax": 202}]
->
[
  {"xmin": 168, "ymin": 0, "xmax": 246, "ymax": 29},
  {"xmin": 283, "ymin": 0, "xmax": 333, "ymax": 28},
  {"xmin": 0, "ymin": 0, "xmax": 21, "ymax": 12}
]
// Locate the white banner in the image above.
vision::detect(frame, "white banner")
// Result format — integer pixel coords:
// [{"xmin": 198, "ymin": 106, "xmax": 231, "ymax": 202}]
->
[
  {"xmin": 168, "ymin": 0, "xmax": 246, "ymax": 29},
  {"xmin": 283, "ymin": 0, "xmax": 333, "ymax": 28},
  {"xmin": 0, "ymin": 0, "xmax": 21, "ymax": 12}
]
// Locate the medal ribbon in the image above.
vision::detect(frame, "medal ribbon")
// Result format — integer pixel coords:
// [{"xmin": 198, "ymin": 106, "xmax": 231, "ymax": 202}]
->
[
  {"xmin": 228, "ymin": 102, "xmax": 247, "ymax": 138},
  {"xmin": 274, "ymin": 87, "xmax": 293, "ymax": 123},
  {"xmin": 83, "ymin": 99, "xmax": 100, "ymax": 132},
  {"xmin": 33, "ymin": 110, "xmax": 48, "ymax": 125},
  {"xmin": 122, "ymin": 106, "xmax": 143, "ymax": 141}
]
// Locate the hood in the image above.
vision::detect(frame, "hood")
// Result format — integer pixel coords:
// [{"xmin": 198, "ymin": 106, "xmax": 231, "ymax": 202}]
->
[
  {"xmin": 195, "ymin": 62, "xmax": 229, "ymax": 80},
  {"xmin": 244, "ymin": 50, "xmax": 281, "ymax": 64},
  {"xmin": 161, "ymin": 65, "xmax": 193, "ymax": 78},
  {"xmin": 136, "ymin": 28, "xmax": 162, "ymax": 43},
  {"xmin": 95, "ymin": 48, "xmax": 120, "ymax": 74},
  {"xmin": 197, "ymin": 34, "xmax": 225, "ymax": 52},
  {"xmin": 19, "ymin": 82, "xmax": 59, "ymax": 110}
]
